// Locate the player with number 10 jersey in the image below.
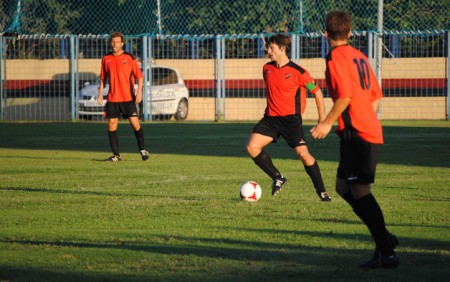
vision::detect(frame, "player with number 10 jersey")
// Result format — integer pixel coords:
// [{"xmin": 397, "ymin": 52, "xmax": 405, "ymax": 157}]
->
[{"xmin": 325, "ymin": 45, "xmax": 383, "ymax": 144}]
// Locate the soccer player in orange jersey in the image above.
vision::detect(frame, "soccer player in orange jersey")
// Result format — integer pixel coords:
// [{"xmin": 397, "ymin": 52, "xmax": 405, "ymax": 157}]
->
[
  {"xmin": 246, "ymin": 33, "xmax": 331, "ymax": 201},
  {"xmin": 310, "ymin": 11, "xmax": 399, "ymax": 268},
  {"xmin": 97, "ymin": 32, "xmax": 149, "ymax": 162}
]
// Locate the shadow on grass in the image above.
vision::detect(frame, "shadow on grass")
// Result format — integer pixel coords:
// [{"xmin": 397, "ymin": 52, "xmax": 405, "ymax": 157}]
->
[
  {"xmin": 0, "ymin": 122, "xmax": 449, "ymax": 168},
  {"xmin": 1, "ymin": 186, "xmax": 209, "ymax": 201},
  {"xmin": 1, "ymin": 230, "xmax": 449, "ymax": 281}
]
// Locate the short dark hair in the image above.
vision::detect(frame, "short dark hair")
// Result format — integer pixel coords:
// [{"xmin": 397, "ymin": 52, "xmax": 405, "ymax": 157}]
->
[
  {"xmin": 325, "ymin": 11, "xmax": 352, "ymax": 41},
  {"xmin": 268, "ymin": 33, "xmax": 291, "ymax": 55},
  {"xmin": 110, "ymin": 32, "xmax": 124, "ymax": 42}
]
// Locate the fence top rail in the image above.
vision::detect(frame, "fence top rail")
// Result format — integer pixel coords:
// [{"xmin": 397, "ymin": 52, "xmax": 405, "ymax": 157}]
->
[{"xmin": 1, "ymin": 30, "xmax": 448, "ymax": 41}]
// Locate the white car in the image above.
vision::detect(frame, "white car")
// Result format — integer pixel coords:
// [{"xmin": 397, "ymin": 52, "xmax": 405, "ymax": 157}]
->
[{"xmin": 78, "ymin": 66, "xmax": 189, "ymax": 120}]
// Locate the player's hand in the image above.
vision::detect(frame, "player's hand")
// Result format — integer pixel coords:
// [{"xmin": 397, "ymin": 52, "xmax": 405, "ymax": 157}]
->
[
  {"xmin": 135, "ymin": 94, "xmax": 143, "ymax": 104},
  {"xmin": 97, "ymin": 95, "xmax": 103, "ymax": 105},
  {"xmin": 310, "ymin": 122, "xmax": 332, "ymax": 139}
]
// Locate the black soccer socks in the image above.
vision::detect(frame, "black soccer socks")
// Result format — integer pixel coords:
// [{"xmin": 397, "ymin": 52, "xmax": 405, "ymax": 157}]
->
[
  {"xmin": 304, "ymin": 161, "xmax": 327, "ymax": 195},
  {"xmin": 108, "ymin": 130, "xmax": 120, "ymax": 156},
  {"xmin": 356, "ymin": 193, "xmax": 395, "ymax": 257},
  {"xmin": 134, "ymin": 127, "xmax": 145, "ymax": 151},
  {"xmin": 252, "ymin": 150, "xmax": 280, "ymax": 180}
]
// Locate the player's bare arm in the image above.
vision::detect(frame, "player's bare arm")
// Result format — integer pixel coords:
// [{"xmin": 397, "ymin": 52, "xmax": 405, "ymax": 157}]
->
[
  {"xmin": 310, "ymin": 97, "xmax": 351, "ymax": 139},
  {"xmin": 372, "ymin": 98, "xmax": 380, "ymax": 112},
  {"xmin": 313, "ymin": 88, "xmax": 326, "ymax": 122},
  {"xmin": 135, "ymin": 77, "xmax": 144, "ymax": 104},
  {"xmin": 97, "ymin": 80, "xmax": 105, "ymax": 105}
]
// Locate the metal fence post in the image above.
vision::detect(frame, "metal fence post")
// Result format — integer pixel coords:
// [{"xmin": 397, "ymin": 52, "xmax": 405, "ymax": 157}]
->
[
  {"xmin": 376, "ymin": 0, "xmax": 383, "ymax": 87},
  {"xmin": 376, "ymin": 0, "xmax": 383, "ymax": 118},
  {"xmin": 215, "ymin": 35, "xmax": 225, "ymax": 122},
  {"xmin": 257, "ymin": 36, "xmax": 264, "ymax": 58},
  {"xmin": 367, "ymin": 32, "xmax": 374, "ymax": 65},
  {"xmin": 69, "ymin": 35, "xmax": 77, "ymax": 120},
  {"xmin": 221, "ymin": 36, "xmax": 225, "ymax": 121},
  {"xmin": 447, "ymin": 31, "xmax": 450, "ymax": 120},
  {"xmin": 291, "ymin": 33, "xmax": 298, "ymax": 61},
  {"xmin": 321, "ymin": 35, "xmax": 328, "ymax": 58},
  {"xmin": 148, "ymin": 36, "xmax": 153, "ymax": 121},
  {"xmin": 142, "ymin": 35, "xmax": 149, "ymax": 121},
  {"xmin": 0, "ymin": 36, "xmax": 3, "ymax": 121}
]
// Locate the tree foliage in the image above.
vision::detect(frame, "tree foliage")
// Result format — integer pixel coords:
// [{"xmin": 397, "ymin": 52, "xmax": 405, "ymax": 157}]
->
[{"xmin": 1, "ymin": 0, "xmax": 449, "ymax": 35}]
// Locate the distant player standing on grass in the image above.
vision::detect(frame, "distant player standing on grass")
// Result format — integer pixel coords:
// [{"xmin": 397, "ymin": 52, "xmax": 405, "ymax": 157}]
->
[
  {"xmin": 97, "ymin": 32, "xmax": 149, "ymax": 162},
  {"xmin": 310, "ymin": 11, "xmax": 399, "ymax": 268},
  {"xmin": 246, "ymin": 33, "xmax": 331, "ymax": 201}
]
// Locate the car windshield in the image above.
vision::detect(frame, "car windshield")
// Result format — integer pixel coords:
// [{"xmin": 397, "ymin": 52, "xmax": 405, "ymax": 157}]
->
[{"xmin": 150, "ymin": 68, "xmax": 178, "ymax": 86}]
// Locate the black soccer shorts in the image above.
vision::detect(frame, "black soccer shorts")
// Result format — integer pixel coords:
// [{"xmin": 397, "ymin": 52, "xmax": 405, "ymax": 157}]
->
[
  {"xmin": 252, "ymin": 115, "xmax": 307, "ymax": 148},
  {"xmin": 337, "ymin": 128, "xmax": 380, "ymax": 184},
  {"xmin": 104, "ymin": 101, "xmax": 139, "ymax": 119}
]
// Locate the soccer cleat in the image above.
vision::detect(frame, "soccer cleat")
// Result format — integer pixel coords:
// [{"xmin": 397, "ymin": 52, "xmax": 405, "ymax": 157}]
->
[
  {"xmin": 360, "ymin": 252, "xmax": 380, "ymax": 269},
  {"xmin": 272, "ymin": 176, "xmax": 287, "ymax": 196},
  {"xmin": 360, "ymin": 233, "xmax": 400, "ymax": 269},
  {"xmin": 140, "ymin": 150, "xmax": 149, "ymax": 161},
  {"xmin": 380, "ymin": 253, "xmax": 400, "ymax": 268},
  {"xmin": 320, "ymin": 192, "xmax": 332, "ymax": 201},
  {"xmin": 360, "ymin": 253, "xmax": 399, "ymax": 269},
  {"xmin": 105, "ymin": 155, "xmax": 121, "ymax": 162}
]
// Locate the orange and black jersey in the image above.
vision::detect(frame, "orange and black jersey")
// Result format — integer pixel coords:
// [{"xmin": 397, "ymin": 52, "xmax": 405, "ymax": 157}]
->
[
  {"xmin": 326, "ymin": 45, "xmax": 383, "ymax": 144},
  {"xmin": 263, "ymin": 60, "xmax": 320, "ymax": 117},
  {"xmin": 100, "ymin": 52, "xmax": 143, "ymax": 102}
]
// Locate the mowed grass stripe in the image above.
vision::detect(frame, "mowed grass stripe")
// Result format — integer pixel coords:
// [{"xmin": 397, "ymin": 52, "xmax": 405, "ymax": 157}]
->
[{"xmin": 0, "ymin": 121, "xmax": 449, "ymax": 281}]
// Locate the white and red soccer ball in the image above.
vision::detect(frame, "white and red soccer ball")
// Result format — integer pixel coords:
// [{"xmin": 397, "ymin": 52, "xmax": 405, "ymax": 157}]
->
[{"xmin": 239, "ymin": 181, "xmax": 262, "ymax": 202}]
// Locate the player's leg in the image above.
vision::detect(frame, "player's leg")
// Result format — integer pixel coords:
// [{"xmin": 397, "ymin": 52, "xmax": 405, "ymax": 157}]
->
[
  {"xmin": 351, "ymin": 183, "xmax": 399, "ymax": 268},
  {"xmin": 246, "ymin": 132, "xmax": 280, "ymax": 179},
  {"xmin": 106, "ymin": 117, "xmax": 121, "ymax": 161},
  {"xmin": 246, "ymin": 127, "xmax": 286, "ymax": 195},
  {"xmin": 129, "ymin": 116, "xmax": 148, "ymax": 158},
  {"xmin": 338, "ymin": 129, "xmax": 398, "ymax": 268},
  {"xmin": 336, "ymin": 179, "xmax": 399, "ymax": 267},
  {"xmin": 284, "ymin": 115, "xmax": 330, "ymax": 201},
  {"xmin": 124, "ymin": 102, "xmax": 149, "ymax": 161},
  {"xmin": 337, "ymin": 178, "xmax": 367, "ymax": 220},
  {"xmin": 294, "ymin": 145, "xmax": 330, "ymax": 201},
  {"xmin": 104, "ymin": 102, "xmax": 121, "ymax": 162},
  {"xmin": 129, "ymin": 116, "xmax": 144, "ymax": 148}
]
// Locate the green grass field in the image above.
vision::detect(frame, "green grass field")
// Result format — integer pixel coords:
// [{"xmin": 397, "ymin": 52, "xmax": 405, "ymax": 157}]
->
[{"xmin": 0, "ymin": 121, "xmax": 449, "ymax": 281}]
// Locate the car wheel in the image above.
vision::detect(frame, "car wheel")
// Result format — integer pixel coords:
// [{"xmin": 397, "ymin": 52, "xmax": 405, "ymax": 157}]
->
[{"xmin": 174, "ymin": 98, "xmax": 188, "ymax": 120}]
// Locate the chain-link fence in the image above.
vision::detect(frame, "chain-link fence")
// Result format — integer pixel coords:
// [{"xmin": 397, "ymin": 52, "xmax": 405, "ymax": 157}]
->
[
  {"xmin": 1, "ymin": 1, "xmax": 449, "ymax": 121},
  {"xmin": 1, "ymin": 31, "xmax": 448, "ymax": 121},
  {"xmin": 1, "ymin": 0, "xmax": 449, "ymax": 36}
]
